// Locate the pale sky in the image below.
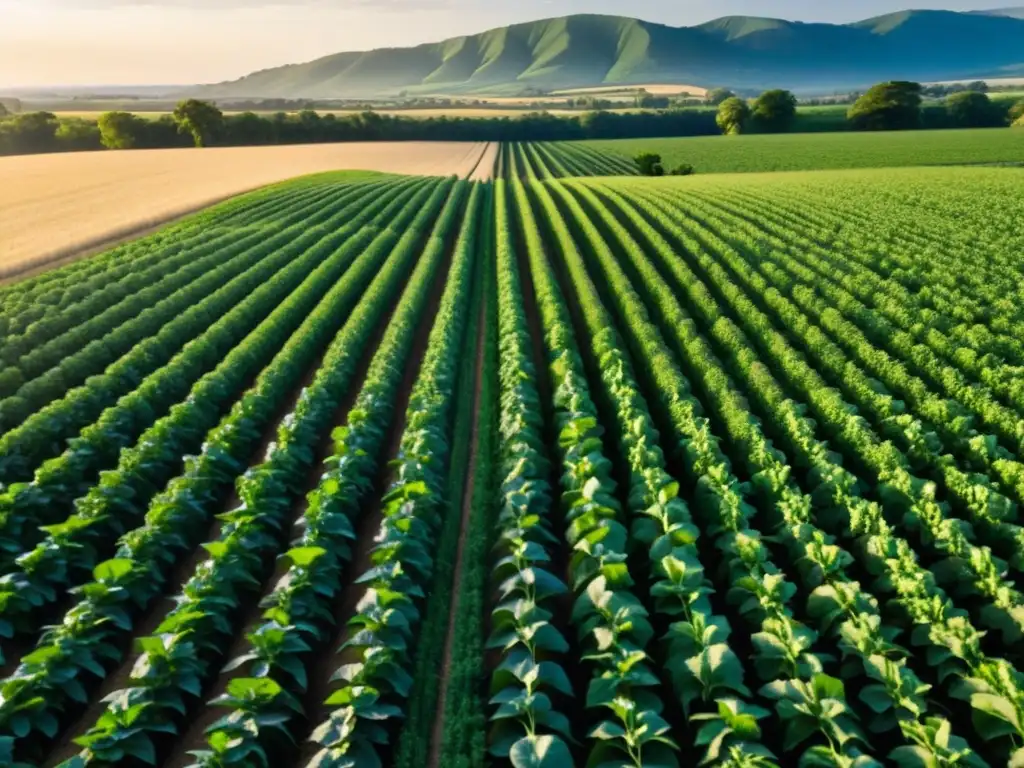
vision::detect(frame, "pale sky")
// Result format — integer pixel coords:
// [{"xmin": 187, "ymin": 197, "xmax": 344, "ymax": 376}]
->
[{"xmin": 0, "ymin": 0, "xmax": 1009, "ymax": 88}]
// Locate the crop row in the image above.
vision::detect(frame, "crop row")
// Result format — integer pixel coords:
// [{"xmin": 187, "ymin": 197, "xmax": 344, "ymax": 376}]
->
[
  {"xmin": 478, "ymin": 164, "xmax": 1024, "ymax": 765},
  {"xmin": 503, "ymin": 142, "xmax": 635, "ymax": 180},
  {"xmin": 0, "ymin": 176, "xmax": 457, "ymax": 765},
  {"xmin": 1, "ymin": 164, "xmax": 1022, "ymax": 767},
  {"xmin": 550, "ymin": 172, "xmax": 1024, "ymax": 766}
]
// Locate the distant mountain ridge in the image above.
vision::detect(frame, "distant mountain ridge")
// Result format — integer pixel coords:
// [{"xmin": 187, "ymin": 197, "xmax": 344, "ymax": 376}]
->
[
  {"xmin": 195, "ymin": 10, "xmax": 1024, "ymax": 98},
  {"xmin": 975, "ymin": 7, "xmax": 1024, "ymax": 18}
]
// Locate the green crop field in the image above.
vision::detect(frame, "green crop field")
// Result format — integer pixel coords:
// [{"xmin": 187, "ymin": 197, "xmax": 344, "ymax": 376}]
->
[
  {"xmin": 573, "ymin": 127, "xmax": 1024, "ymax": 174},
  {"xmin": 1, "ymin": 141, "xmax": 1024, "ymax": 768}
]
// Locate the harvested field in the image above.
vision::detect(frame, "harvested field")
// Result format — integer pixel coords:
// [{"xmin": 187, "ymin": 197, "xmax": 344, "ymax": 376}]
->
[
  {"xmin": 0, "ymin": 141, "xmax": 488, "ymax": 277},
  {"xmin": 468, "ymin": 141, "xmax": 499, "ymax": 181}
]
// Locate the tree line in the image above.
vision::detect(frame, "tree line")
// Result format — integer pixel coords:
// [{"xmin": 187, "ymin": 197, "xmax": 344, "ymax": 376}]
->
[
  {"xmin": 0, "ymin": 104, "xmax": 720, "ymax": 156},
  {"xmin": 1, "ymin": 84, "xmax": 1022, "ymax": 157},
  {"xmin": 715, "ymin": 82, "xmax": 1024, "ymax": 134}
]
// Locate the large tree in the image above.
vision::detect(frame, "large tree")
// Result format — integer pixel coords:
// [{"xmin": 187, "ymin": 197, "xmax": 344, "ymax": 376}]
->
[
  {"xmin": 716, "ymin": 97, "xmax": 751, "ymax": 135},
  {"xmin": 172, "ymin": 99, "xmax": 224, "ymax": 147},
  {"xmin": 847, "ymin": 81, "xmax": 923, "ymax": 131},
  {"xmin": 946, "ymin": 91, "xmax": 999, "ymax": 128},
  {"xmin": 98, "ymin": 111, "xmax": 148, "ymax": 149},
  {"xmin": 751, "ymin": 89, "xmax": 798, "ymax": 133}
]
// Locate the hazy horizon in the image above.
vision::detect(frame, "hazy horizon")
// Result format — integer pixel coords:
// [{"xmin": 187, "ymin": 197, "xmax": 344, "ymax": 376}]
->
[{"xmin": 0, "ymin": 0, "xmax": 1012, "ymax": 89}]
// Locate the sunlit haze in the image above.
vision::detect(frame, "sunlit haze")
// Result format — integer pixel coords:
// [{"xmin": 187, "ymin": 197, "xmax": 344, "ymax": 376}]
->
[{"xmin": 0, "ymin": 0, "xmax": 1009, "ymax": 88}]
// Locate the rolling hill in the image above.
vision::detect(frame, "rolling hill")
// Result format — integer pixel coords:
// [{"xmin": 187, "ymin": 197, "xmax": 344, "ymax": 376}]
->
[
  {"xmin": 195, "ymin": 10, "xmax": 1024, "ymax": 98},
  {"xmin": 977, "ymin": 7, "xmax": 1024, "ymax": 19}
]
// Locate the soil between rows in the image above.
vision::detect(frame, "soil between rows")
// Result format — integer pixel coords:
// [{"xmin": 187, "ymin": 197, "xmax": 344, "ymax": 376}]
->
[
  {"xmin": 40, "ymin": 208, "xmax": 406, "ymax": 766},
  {"xmin": 426, "ymin": 256, "xmax": 489, "ymax": 768},
  {"xmin": 293, "ymin": 194, "xmax": 464, "ymax": 765},
  {"xmin": 158, "ymin": 306, "xmax": 398, "ymax": 768}
]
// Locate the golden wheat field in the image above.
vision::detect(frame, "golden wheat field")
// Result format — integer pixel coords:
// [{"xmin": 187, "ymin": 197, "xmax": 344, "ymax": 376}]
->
[
  {"xmin": 0, "ymin": 141, "xmax": 492, "ymax": 278},
  {"xmin": 469, "ymin": 142, "xmax": 500, "ymax": 182}
]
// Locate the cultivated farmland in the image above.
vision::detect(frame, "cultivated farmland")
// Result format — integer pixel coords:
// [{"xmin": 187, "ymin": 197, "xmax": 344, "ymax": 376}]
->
[
  {"xmin": 0, "ymin": 141, "xmax": 492, "ymax": 279},
  {"xmin": 1, "ymin": 148, "xmax": 1024, "ymax": 768},
  {"xmin": 575, "ymin": 127, "xmax": 1024, "ymax": 174}
]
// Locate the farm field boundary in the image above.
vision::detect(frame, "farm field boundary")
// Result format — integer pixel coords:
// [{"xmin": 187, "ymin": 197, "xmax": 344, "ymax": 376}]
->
[
  {"xmin": 570, "ymin": 127, "xmax": 1024, "ymax": 175},
  {"xmin": 0, "ymin": 141, "xmax": 489, "ymax": 278},
  {"xmin": 1, "ymin": 155, "xmax": 1024, "ymax": 767}
]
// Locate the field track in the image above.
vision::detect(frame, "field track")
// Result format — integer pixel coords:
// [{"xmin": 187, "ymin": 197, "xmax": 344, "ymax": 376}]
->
[
  {"xmin": 0, "ymin": 141, "xmax": 491, "ymax": 279},
  {"xmin": 3, "ymin": 145, "xmax": 1024, "ymax": 767}
]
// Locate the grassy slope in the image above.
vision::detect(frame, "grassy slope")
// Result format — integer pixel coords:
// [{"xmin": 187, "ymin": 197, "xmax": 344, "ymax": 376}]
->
[
  {"xmin": 578, "ymin": 127, "xmax": 1024, "ymax": 174},
  {"xmin": 196, "ymin": 11, "xmax": 1024, "ymax": 98}
]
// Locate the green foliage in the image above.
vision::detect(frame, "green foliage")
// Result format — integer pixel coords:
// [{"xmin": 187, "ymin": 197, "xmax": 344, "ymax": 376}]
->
[
  {"xmin": 395, "ymin": 188, "xmax": 490, "ymax": 768},
  {"xmin": 0, "ymin": 111, "xmax": 59, "ymax": 153},
  {"xmin": 717, "ymin": 97, "xmax": 752, "ymax": 135},
  {"xmin": 515, "ymin": 176, "xmax": 682, "ymax": 767},
  {"xmin": 1010, "ymin": 100, "xmax": 1024, "ymax": 124},
  {"xmin": 9, "ymin": 148, "xmax": 1024, "ymax": 768},
  {"xmin": 53, "ymin": 118, "xmax": 101, "ymax": 151},
  {"xmin": 706, "ymin": 88, "xmax": 737, "ymax": 105},
  {"xmin": 485, "ymin": 181, "xmax": 573, "ymax": 767},
  {"xmin": 307, "ymin": 184, "xmax": 479, "ymax": 767},
  {"xmin": 0, "ymin": 178, "xmax": 452, "ymax": 763},
  {"xmin": 751, "ymin": 89, "xmax": 798, "ymax": 133},
  {"xmin": 172, "ymin": 98, "xmax": 224, "ymax": 148},
  {"xmin": 97, "ymin": 111, "xmax": 148, "ymax": 149},
  {"xmin": 946, "ymin": 91, "xmax": 1001, "ymax": 128},
  {"xmin": 848, "ymin": 81, "xmax": 923, "ymax": 131},
  {"xmin": 579, "ymin": 128, "xmax": 1024, "ymax": 175},
  {"xmin": 634, "ymin": 152, "xmax": 665, "ymax": 176},
  {"xmin": 562, "ymin": 168, "xmax": 1024, "ymax": 766}
]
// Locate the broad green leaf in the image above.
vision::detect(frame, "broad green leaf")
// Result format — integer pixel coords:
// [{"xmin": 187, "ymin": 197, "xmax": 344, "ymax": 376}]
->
[
  {"xmin": 509, "ymin": 734, "xmax": 573, "ymax": 768},
  {"xmin": 286, "ymin": 546, "xmax": 328, "ymax": 568}
]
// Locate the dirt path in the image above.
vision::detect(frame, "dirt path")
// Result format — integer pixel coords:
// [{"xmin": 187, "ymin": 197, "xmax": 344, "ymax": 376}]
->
[{"xmin": 427, "ymin": 272, "xmax": 488, "ymax": 768}]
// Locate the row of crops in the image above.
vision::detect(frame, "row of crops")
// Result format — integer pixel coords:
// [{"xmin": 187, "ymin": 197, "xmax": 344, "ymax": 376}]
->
[
  {"xmin": 571, "ymin": 129, "xmax": 1024, "ymax": 175},
  {"xmin": 0, "ymin": 171, "xmax": 498, "ymax": 768},
  {"xmin": 502, "ymin": 130, "xmax": 1024, "ymax": 179},
  {"xmin": 1, "ymin": 157, "xmax": 1023, "ymax": 767},
  {"xmin": 501, "ymin": 142, "xmax": 637, "ymax": 180}
]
